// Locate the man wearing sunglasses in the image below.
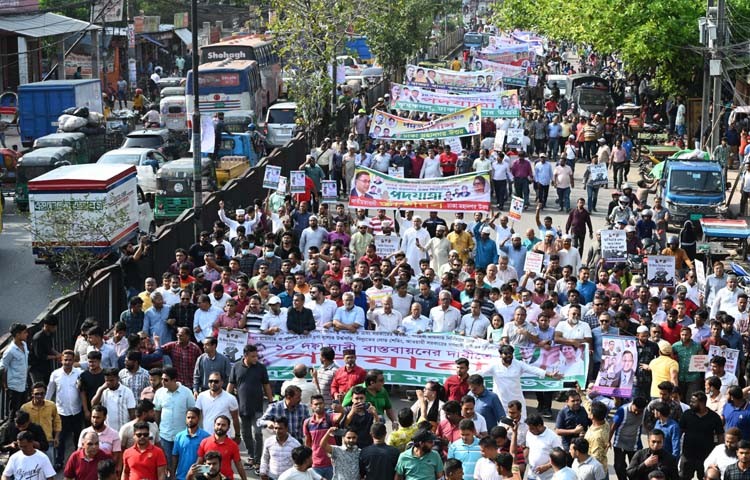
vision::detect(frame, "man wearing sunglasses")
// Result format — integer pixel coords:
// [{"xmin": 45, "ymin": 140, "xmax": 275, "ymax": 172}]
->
[{"xmin": 122, "ymin": 422, "xmax": 167, "ymax": 480}]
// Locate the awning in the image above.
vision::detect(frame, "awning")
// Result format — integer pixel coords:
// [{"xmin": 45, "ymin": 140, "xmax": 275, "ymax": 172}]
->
[
  {"xmin": 174, "ymin": 28, "xmax": 192, "ymax": 47},
  {"xmin": 0, "ymin": 12, "xmax": 100, "ymax": 38},
  {"xmin": 139, "ymin": 34, "xmax": 166, "ymax": 48}
]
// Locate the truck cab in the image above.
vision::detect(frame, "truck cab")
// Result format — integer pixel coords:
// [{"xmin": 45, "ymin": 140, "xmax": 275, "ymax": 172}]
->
[{"xmin": 660, "ymin": 153, "xmax": 727, "ymax": 225}]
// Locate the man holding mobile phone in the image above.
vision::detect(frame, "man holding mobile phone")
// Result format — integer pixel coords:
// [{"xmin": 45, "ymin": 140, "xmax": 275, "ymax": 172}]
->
[{"xmin": 186, "ymin": 450, "xmax": 227, "ymax": 480}]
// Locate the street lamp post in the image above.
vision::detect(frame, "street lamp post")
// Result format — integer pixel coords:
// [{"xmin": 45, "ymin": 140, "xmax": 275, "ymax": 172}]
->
[{"xmin": 191, "ymin": 0, "xmax": 202, "ymax": 239}]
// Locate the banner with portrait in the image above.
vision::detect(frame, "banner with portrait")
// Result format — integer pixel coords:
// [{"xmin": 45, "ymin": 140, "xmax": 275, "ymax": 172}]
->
[
  {"xmin": 587, "ymin": 163, "xmax": 609, "ymax": 187},
  {"xmin": 592, "ymin": 335, "xmax": 638, "ymax": 398},
  {"xmin": 477, "ymin": 45, "xmax": 535, "ymax": 72},
  {"xmin": 469, "ymin": 57, "xmax": 527, "ymax": 80},
  {"xmin": 262, "ymin": 165, "xmax": 281, "ymax": 190},
  {"xmin": 348, "ymin": 166, "xmax": 491, "ymax": 213},
  {"xmin": 390, "ymin": 84, "xmax": 521, "ymax": 118},
  {"xmin": 216, "ymin": 328, "xmax": 587, "ymax": 390},
  {"xmin": 647, "ymin": 255, "xmax": 676, "ymax": 287},
  {"xmin": 404, "ymin": 64, "xmax": 497, "ymax": 93},
  {"xmin": 321, "ymin": 180, "xmax": 338, "ymax": 203},
  {"xmin": 368, "ymin": 110, "xmax": 427, "ymax": 139},
  {"xmin": 382, "ymin": 106, "xmax": 482, "ymax": 140}
]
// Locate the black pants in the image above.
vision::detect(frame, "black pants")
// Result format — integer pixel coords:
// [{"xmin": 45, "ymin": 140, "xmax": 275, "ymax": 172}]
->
[
  {"xmin": 572, "ymin": 231, "xmax": 586, "ymax": 256},
  {"xmin": 535, "ymin": 392, "xmax": 553, "ymax": 412},
  {"xmin": 614, "ymin": 447, "xmax": 636, "ymax": 480},
  {"xmin": 7, "ymin": 389, "xmax": 26, "ymax": 418},
  {"xmin": 57, "ymin": 412, "xmax": 83, "ymax": 467},
  {"xmin": 492, "ymin": 180, "xmax": 508, "ymax": 208},
  {"xmin": 679, "ymin": 454, "xmax": 705, "ymax": 480},
  {"xmin": 537, "ymin": 184, "xmax": 550, "ymax": 207}
]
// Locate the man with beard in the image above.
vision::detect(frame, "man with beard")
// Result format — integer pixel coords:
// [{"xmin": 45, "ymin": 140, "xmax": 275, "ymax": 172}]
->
[
  {"xmin": 626, "ymin": 429, "xmax": 678, "ymax": 480},
  {"xmin": 633, "ymin": 325, "xmax": 659, "ymax": 400},
  {"xmin": 91, "ymin": 368, "xmax": 135, "ymax": 432},
  {"xmin": 172, "ymin": 408, "xmax": 210, "ymax": 480},
  {"xmin": 610, "ymin": 397, "xmax": 648, "ymax": 480},
  {"xmin": 704, "ymin": 426, "xmax": 741, "ymax": 476},
  {"xmin": 195, "ymin": 373, "xmax": 240, "ymax": 442},
  {"xmin": 198, "ymin": 416, "xmax": 246, "ymax": 480},
  {"xmin": 77, "ymin": 405, "xmax": 121, "ymax": 467},
  {"xmin": 122, "ymin": 422, "xmax": 166, "ymax": 480},
  {"xmin": 321, "ymin": 427, "xmax": 360, "ymax": 480},
  {"xmin": 395, "ymin": 430, "xmax": 444, "ymax": 480},
  {"xmin": 426, "ymin": 225, "xmax": 451, "ymax": 272},
  {"xmin": 678, "ymin": 391, "xmax": 723, "ymax": 480},
  {"xmin": 722, "ymin": 440, "xmax": 750, "ymax": 480}
]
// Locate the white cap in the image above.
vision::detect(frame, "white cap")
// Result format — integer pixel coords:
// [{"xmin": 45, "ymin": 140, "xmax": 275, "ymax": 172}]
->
[
  {"xmin": 562, "ymin": 234, "xmax": 572, "ymax": 240},
  {"xmin": 358, "ymin": 221, "xmax": 369, "ymax": 227},
  {"xmin": 267, "ymin": 296, "xmax": 281, "ymax": 305},
  {"xmin": 381, "ymin": 220, "xmax": 392, "ymax": 227},
  {"xmin": 598, "ymin": 138, "xmax": 606, "ymax": 143},
  {"xmin": 235, "ymin": 208, "xmax": 246, "ymax": 216},
  {"xmin": 309, "ymin": 215, "xmax": 318, "ymax": 221},
  {"xmin": 636, "ymin": 325, "xmax": 649, "ymax": 333},
  {"xmin": 481, "ymin": 226, "xmax": 492, "ymax": 234},
  {"xmin": 625, "ymin": 225, "xmax": 635, "ymax": 233}
]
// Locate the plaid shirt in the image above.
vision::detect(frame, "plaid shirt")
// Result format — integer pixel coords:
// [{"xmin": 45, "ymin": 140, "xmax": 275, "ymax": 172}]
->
[
  {"xmin": 119, "ymin": 367, "xmax": 151, "ymax": 400},
  {"xmin": 723, "ymin": 463, "xmax": 750, "ymax": 480},
  {"xmin": 258, "ymin": 399, "xmax": 311, "ymax": 443},
  {"xmin": 161, "ymin": 341, "xmax": 202, "ymax": 388}
]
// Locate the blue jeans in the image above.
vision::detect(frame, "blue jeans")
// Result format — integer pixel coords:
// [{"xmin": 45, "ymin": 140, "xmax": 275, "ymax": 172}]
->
[
  {"xmin": 586, "ymin": 185, "xmax": 599, "ymax": 212},
  {"xmin": 314, "ymin": 466, "xmax": 334, "ymax": 480},
  {"xmin": 548, "ymin": 137, "xmax": 560, "ymax": 162},
  {"xmin": 161, "ymin": 439, "xmax": 174, "ymax": 470},
  {"xmin": 557, "ymin": 186, "xmax": 571, "ymax": 211}
]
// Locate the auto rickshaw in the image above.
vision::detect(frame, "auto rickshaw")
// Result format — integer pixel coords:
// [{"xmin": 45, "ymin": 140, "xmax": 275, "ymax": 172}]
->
[
  {"xmin": 33, "ymin": 132, "xmax": 90, "ymax": 164},
  {"xmin": 15, "ymin": 146, "xmax": 75, "ymax": 211},
  {"xmin": 160, "ymin": 96, "xmax": 187, "ymax": 132},
  {"xmin": 153, "ymin": 158, "xmax": 216, "ymax": 222}
]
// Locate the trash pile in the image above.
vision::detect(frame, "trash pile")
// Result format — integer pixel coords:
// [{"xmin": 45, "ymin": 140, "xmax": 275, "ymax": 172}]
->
[{"xmin": 57, "ymin": 106, "xmax": 106, "ymax": 135}]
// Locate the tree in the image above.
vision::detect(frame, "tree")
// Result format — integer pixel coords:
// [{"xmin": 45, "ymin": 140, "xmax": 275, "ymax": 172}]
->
[
  {"xmin": 356, "ymin": 0, "xmax": 461, "ymax": 77},
  {"xmin": 270, "ymin": 0, "xmax": 357, "ymax": 140}
]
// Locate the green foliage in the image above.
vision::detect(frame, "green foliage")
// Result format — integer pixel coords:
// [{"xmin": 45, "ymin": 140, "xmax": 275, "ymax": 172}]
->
[
  {"xmin": 493, "ymin": 0, "xmax": 704, "ymax": 94},
  {"xmin": 40, "ymin": 0, "xmax": 89, "ymax": 20}
]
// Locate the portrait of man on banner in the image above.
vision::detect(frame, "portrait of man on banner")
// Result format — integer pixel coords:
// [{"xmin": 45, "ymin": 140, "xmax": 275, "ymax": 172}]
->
[{"xmin": 592, "ymin": 335, "xmax": 638, "ymax": 398}]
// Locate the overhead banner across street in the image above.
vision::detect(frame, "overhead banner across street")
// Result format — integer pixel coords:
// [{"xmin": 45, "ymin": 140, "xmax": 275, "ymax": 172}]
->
[
  {"xmin": 348, "ymin": 166, "xmax": 492, "ymax": 212},
  {"xmin": 390, "ymin": 84, "xmax": 521, "ymax": 118},
  {"xmin": 216, "ymin": 329, "xmax": 587, "ymax": 390},
  {"xmin": 368, "ymin": 110, "xmax": 427, "ymax": 139},
  {"xmin": 379, "ymin": 105, "xmax": 482, "ymax": 140}
]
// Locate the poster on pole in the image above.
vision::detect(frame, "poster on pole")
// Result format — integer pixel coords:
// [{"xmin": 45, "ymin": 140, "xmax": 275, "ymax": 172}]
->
[
  {"xmin": 262, "ymin": 165, "xmax": 281, "ymax": 190},
  {"xmin": 277, "ymin": 176, "xmax": 288, "ymax": 194},
  {"xmin": 695, "ymin": 259, "xmax": 706, "ymax": 288},
  {"xmin": 523, "ymin": 251, "xmax": 543, "ymax": 274},
  {"xmin": 493, "ymin": 130, "xmax": 506, "ymax": 151},
  {"xmin": 506, "ymin": 128, "xmax": 524, "ymax": 148},
  {"xmin": 321, "ymin": 180, "xmax": 338, "ymax": 203},
  {"xmin": 706, "ymin": 345, "xmax": 739, "ymax": 375},
  {"xmin": 290, "ymin": 170, "xmax": 306, "ymax": 194},
  {"xmin": 508, "ymin": 196, "xmax": 523, "ymax": 221},
  {"xmin": 388, "ymin": 167, "xmax": 404, "ymax": 178},
  {"xmin": 587, "ymin": 163, "xmax": 609, "ymax": 187},
  {"xmin": 647, "ymin": 255, "xmax": 676, "ymax": 287},
  {"xmin": 591, "ymin": 335, "xmax": 638, "ymax": 398},
  {"xmin": 216, "ymin": 328, "xmax": 249, "ymax": 363},
  {"xmin": 601, "ymin": 230, "xmax": 627, "ymax": 262},
  {"xmin": 374, "ymin": 235, "xmax": 400, "ymax": 256}
]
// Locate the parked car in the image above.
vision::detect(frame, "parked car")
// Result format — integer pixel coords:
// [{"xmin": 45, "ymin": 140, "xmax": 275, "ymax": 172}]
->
[
  {"xmin": 264, "ymin": 102, "xmax": 297, "ymax": 149},
  {"xmin": 122, "ymin": 128, "xmax": 185, "ymax": 159},
  {"xmin": 97, "ymin": 147, "xmax": 167, "ymax": 196}
]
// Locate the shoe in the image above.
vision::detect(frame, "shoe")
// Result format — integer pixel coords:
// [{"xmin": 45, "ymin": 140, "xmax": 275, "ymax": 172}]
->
[
  {"xmin": 254, "ymin": 466, "xmax": 261, "ymax": 476},
  {"xmin": 543, "ymin": 410, "xmax": 554, "ymax": 419}
]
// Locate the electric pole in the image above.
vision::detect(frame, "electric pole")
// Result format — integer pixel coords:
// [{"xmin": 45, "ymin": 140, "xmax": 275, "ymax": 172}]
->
[{"xmin": 191, "ymin": 0, "xmax": 202, "ymax": 239}]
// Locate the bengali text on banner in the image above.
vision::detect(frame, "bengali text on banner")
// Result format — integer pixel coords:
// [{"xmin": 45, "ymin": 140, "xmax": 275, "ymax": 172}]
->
[
  {"xmin": 390, "ymin": 84, "xmax": 521, "ymax": 118},
  {"xmin": 383, "ymin": 105, "xmax": 481, "ymax": 140},
  {"xmin": 368, "ymin": 110, "xmax": 427, "ymax": 139},
  {"xmin": 216, "ymin": 329, "xmax": 587, "ymax": 390},
  {"xmin": 404, "ymin": 64, "xmax": 499, "ymax": 93},
  {"xmin": 348, "ymin": 166, "xmax": 491, "ymax": 212}
]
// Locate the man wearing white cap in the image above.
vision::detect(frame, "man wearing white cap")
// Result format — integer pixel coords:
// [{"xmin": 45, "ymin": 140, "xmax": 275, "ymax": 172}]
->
[
  {"xmin": 299, "ymin": 215, "xmax": 328, "ymax": 261},
  {"xmin": 350, "ymin": 221, "xmax": 373, "ymax": 261},
  {"xmin": 498, "ymin": 234, "xmax": 526, "ymax": 274},
  {"xmin": 218, "ymin": 200, "xmax": 258, "ymax": 240},
  {"xmin": 260, "ymin": 296, "xmax": 288, "ymax": 335},
  {"xmin": 425, "ymin": 224, "xmax": 451, "ymax": 272},
  {"xmin": 473, "ymin": 223, "xmax": 499, "ymax": 270},
  {"xmin": 401, "ymin": 215, "xmax": 430, "ymax": 270}
]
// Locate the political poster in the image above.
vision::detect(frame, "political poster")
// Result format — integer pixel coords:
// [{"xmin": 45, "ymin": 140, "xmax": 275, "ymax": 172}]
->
[
  {"xmin": 216, "ymin": 328, "xmax": 249, "ymax": 363},
  {"xmin": 348, "ymin": 166, "xmax": 491, "ymax": 213},
  {"xmin": 695, "ymin": 259, "xmax": 706, "ymax": 288},
  {"xmin": 647, "ymin": 255, "xmax": 676, "ymax": 287},
  {"xmin": 445, "ymin": 137, "xmax": 463, "ymax": 153},
  {"xmin": 689, "ymin": 355, "xmax": 709, "ymax": 372},
  {"xmin": 277, "ymin": 176, "xmax": 288, "ymax": 194},
  {"xmin": 592, "ymin": 335, "xmax": 638, "ymax": 398},
  {"xmin": 706, "ymin": 345, "xmax": 739, "ymax": 375},
  {"xmin": 470, "ymin": 58, "xmax": 526, "ymax": 79},
  {"xmin": 506, "ymin": 128, "xmax": 524, "ymax": 148},
  {"xmin": 524, "ymin": 251, "xmax": 544, "ymax": 274},
  {"xmin": 404, "ymin": 64, "xmax": 498, "ymax": 93},
  {"xmin": 390, "ymin": 84, "xmax": 521, "ymax": 118},
  {"xmin": 509, "ymin": 196, "xmax": 523, "ymax": 221},
  {"xmin": 587, "ymin": 163, "xmax": 609, "ymax": 187},
  {"xmin": 321, "ymin": 180, "xmax": 337, "ymax": 203},
  {"xmin": 374, "ymin": 235, "xmax": 400, "ymax": 256},
  {"xmin": 262, "ymin": 165, "xmax": 281, "ymax": 190},
  {"xmin": 384, "ymin": 106, "xmax": 482, "ymax": 140},
  {"xmin": 215, "ymin": 328, "xmax": 587, "ymax": 389},
  {"xmin": 369, "ymin": 110, "xmax": 427, "ymax": 139},
  {"xmin": 493, "ymin": 130, "xmax": 506, "ymax": 151},
  {"xmin": 388, "ymin": 167, "xmax": 404, "ymax": 178},
  {"xmin": 527, "ymin": 75, "xmax": 538, "ymax": 87},
  {"xmin": 290, "ymin": 170, "xmax": 306, "ymax": 194},
  {"xmin": 477, "ymin": 44, "xmax": 535, "ymax": 72},
  {"xmin": 601, "ymin": 230, "xmax": 627, "ymax": 262}
]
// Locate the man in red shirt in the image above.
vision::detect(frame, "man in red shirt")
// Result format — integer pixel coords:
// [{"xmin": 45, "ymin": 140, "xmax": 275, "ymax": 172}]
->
[
  {"xmin": 197, "ymin": 415, "xmax": 246, "ymax": 480},
  {"xmin": 439, "ymin": 145, "xmax": 458, "ymax": 177},
  {"xmin": 122, "ymin": 422, "xmax": 167, "ymax": 480},
  {"xmin": 329, "ymin": 349, "xmax": 366, "ymax": 401},
  {"xmin": 64, "ymin": 431, "xmax": 113, "ymax": 480},
  {"xmin": 444, "ymin": 358, "xmax": 470, "ymax": 401}
]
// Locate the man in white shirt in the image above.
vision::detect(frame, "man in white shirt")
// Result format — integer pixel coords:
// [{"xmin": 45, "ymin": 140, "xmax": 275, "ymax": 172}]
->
[
  {"xmin": 2, "ymin": 431, "xmax": 55, "ymax": 480},
  {"xmin": 402, "ymin": 303, "xmax": 431, "ymax": 334},
  {"xmin": 91, "ymin": 369, "xmax": 136, "ymax": 433},
  {"xmin": 526, "ymin": 414, "xmax": 562, "ymax": 480},
  {"xmin": 193, "ymin": 294, "xmax": 223, "ymax": 343},
  {"xmin": 280, "ymin": 365, "xmax": 319, "ymax": 406},
  {"xmin": 45, "ymin": 349, "xmax": 82, "ymax": 468},
  {"xmin": 195, "ymin": 372, "xmax": 240, "ymax": 439},
  {"xmin": 305, "ymin": 286, "xmax": 338, "ymax": 329},
  {"xmin": 260, "ymin": 296, "xmax": 289, "ymax": 334},
  {"xmin": 401, "ymin": 216, "xmax": 430, "ymax": 271},
  {"xmin": 703, "ymin": 427, "xmax": 740, "ymax": 476},
  {"xmin": 711, "ymin": 274, "xmax": 740, "ymax": 320},
  {"xmin": 366, "ymin": 296, "xmax": 402, "ymax": 333},
  {"xmin": 429, "ymin": 291, "xmax": 461, "ymax": 333},
  {"xmin": 554, "ymin": 305, "xmax": 593, "ymax": 351}
]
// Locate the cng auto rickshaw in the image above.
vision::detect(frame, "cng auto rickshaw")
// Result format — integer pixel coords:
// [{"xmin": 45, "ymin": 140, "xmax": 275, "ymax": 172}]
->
[
  {"xmin": 154, "ymin": 158, "xmax": 216, "ymax": 222},
  {"xmin": 33, "ymin": 132, "xmax": 90, "ymax": 164},
  {"xmin": 159, "ymin": 96, "xmax": 187, "ymax": 132},
  {"xmin": 15, "ymin": 146, "xmax": 75, "ymax": 211}
]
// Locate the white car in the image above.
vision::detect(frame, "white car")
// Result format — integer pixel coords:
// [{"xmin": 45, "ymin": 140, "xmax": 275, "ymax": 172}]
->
[
  {"xmin": 97, "ymin": 147, "xmax": 167, "ymax": 195},
  {"xmin": 264, "ymin": 102, "xmax": 297, "ymax": 149},
  {"xmin": 544, "ymin": 75, "xmax": 568, "ymax": 99}
]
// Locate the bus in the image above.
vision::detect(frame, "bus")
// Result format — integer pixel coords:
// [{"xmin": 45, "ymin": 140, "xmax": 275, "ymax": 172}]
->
[
  {"xmin": 185, "ymin": 60, "xmax": 264, "ymax": 129},
  {"xmin": 200, "ymin": 36, "xmax": 282, "ymax": 114}
]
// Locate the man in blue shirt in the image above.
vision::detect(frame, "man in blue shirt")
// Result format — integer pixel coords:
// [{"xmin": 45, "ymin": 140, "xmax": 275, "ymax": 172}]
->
[
  {"xmin": 331, "ymin": 292, "xmax": 365, "ymax": 332},
  {"xmin": 724, "ymin": 385, "xmax": 750, "ymax": 440},
  {"xmin": 473, "ymin": 225, "xmax": 498, "ymax": 270},
  {"xmin": 576, "ymin": 267, "xmax": 597, "ymax": 304},
  {"xmin": 467, "ymin": 375, "xmax": 504, "ymax": 428},
  {"xmin": 653, "ymin": 401, "xmax": 681, "ymax": 458},
  {"xmin": 172, "ymin": 407, "xmax": 211, "ymax": 480},
  {"xmin": 554, "ymin": 390, "xmax": 592, "ymax": 450},
  {"xmin": 533, "ymin": 154, "xmax": 553, "ymax": 208},
  {"xmin": 547, "ymin": 117, "xmax": 563, "ymax": 162},
  {"xmin": 447, "ymin": 419, "xmax": 482, "ymax": 480}
]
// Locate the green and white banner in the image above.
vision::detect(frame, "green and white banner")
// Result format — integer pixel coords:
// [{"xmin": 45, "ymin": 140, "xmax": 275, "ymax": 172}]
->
[
  {"xmin": 390, "ymin": 84, "xmax": 520, "ymax": 118},
  {"xmin": 405, "ymin": 64, "xmax": 499, "ymax": 93},
  {"xmin": 216, "ymin": 329, "xmax": 588, "ymax": 390}
]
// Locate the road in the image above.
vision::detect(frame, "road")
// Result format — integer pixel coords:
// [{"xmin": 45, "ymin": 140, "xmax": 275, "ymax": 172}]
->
[{"xmin": 0, "ymin": 195, "xmax": 70, "ymax": 329}]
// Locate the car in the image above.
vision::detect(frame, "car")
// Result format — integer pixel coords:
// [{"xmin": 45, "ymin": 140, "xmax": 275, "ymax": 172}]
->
[
  {"xmin": 122, "ymin": 128, "xmax": 185, "ymax": 159},
  {"xmin": 264, "ymin": 102, "xmax": 297, "ymax": 149},
  {"xmin": 160, "ymin": 86, "xmax": 185, "ymax": 98},
  {"xmin": 157, "ymin": 77, "xmax": 184, "ymax": 89},
  {"xmin": 97, "ymin": 148, "xmax": 167, "ymax": 195}
]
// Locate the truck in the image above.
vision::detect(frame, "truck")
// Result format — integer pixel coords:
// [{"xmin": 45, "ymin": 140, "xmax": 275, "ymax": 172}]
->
[
  {"xmin": 18, "ymin": 79, "xmax": 103, "ymax": 147},
  {"xmin": 345, "ymin": 36, "xmax": 373, "ymax": 64},
  {"xmin": 566, "ymin": 74, "xmax": 614, "ymax": 117},
  {"xmin": 658, "ymin": 150, "xmax": 727, "ymax": 225},
  {"xmin": 28, "ymin": 164, "xmax": 154, "ymax": 265}
]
